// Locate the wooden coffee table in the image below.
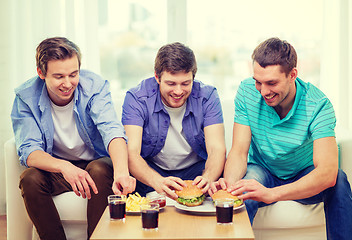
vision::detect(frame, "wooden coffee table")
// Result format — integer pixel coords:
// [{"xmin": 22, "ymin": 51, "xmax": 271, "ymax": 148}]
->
[{"xmin": 90, "ymin": 205, "xmax": 254, "ymax": 240}]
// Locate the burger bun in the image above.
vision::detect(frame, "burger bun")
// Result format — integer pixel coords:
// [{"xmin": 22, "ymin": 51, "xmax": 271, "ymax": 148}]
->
[
  {"xmin": 175, "ymin": 180, "xmax": 203, "ymax": 198},
  {"xmin": 212, "ymin": 190, "xmax": 243, "ymax": 207}
]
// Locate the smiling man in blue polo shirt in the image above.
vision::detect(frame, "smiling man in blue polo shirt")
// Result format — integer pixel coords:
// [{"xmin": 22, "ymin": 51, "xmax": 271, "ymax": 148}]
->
[
  {"xmin": 122, "ymin": 42, "xmax": 226, "ymax": 199},
  {"xmin": 210, "ymin": 37, "xmax": 352, "ymax": 240}
]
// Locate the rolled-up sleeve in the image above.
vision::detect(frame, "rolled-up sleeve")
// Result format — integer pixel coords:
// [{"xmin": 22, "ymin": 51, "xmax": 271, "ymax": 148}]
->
[{"xmin": 11, "ymin": 96, "xmax": 45, "ymax": 167}]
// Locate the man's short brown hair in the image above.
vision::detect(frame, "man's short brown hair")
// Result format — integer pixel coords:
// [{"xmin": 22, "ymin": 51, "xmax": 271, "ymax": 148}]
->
[
  {"xmin": 36, "ymin": 37, "xmax": 81, "ymax": 77},
  {"xmin": 154, "ymin": 42, "xmax": 197, "ymax": 79},
  {"xmin": 252, "ymin": 37, "xmax": 297, "ymax": 76}
]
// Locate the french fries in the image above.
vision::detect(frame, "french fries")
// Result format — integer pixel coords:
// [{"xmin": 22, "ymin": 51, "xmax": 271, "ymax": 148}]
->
[{"xmin": 125, "ymin": 192, "xmax": 150, "ymax": 212}]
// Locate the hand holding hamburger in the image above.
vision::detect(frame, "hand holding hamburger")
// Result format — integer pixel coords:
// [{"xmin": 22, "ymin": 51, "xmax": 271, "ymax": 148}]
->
[{"xmin": 212, "ymin": 189, "xmax": 243, "ymax": 207}]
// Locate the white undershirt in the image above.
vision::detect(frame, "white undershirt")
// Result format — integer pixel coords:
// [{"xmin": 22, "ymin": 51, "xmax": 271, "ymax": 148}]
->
[
  {"xmin": 50, "ymin": 99, "xmax": 95, "ymax": 161},
  {"xmin": 153, "ymin": 103, "xmax": 198, "ymax": 170}
]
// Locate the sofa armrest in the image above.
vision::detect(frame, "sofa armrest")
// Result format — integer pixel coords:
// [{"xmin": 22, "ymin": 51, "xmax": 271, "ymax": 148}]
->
[{"xmin": 4, "ymin": 138, "xmax": 33, "ymax": 240}]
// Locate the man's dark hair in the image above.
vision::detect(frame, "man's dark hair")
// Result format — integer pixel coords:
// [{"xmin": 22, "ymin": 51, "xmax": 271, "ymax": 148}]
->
[
  {"xmin": 36, "ymin": 37, "xmax": 81, "ymax": 77},
  {"xmin": 154, "ymin": 42, "xmax": 197, "ymax": 79},
  {"xmin": 252, "ymin": 37, "xmax": 297, "ymax": 76}
]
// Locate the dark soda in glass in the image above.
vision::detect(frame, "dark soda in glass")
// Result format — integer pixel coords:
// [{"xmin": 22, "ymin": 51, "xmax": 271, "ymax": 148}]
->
[
  {"xmin": 216, "ymin": 205, "xmax": 233, "ymax": 224},
  {"xmin": 109, "ymin": 201, "xmax": 126, "ymax": 220},
  {"xmin": 142, "ymin": 210, "xmax": 159, "ymax": 229}
]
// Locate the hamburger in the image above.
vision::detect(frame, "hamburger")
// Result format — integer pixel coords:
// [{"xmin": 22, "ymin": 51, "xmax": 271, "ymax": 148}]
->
[
  {"xmin": 212, "ymin": 189, "xmax": 243, "ymax": 207},
  {"xmin": 175, "ymin": 180, "xmax": 206, "ymax": 207}
]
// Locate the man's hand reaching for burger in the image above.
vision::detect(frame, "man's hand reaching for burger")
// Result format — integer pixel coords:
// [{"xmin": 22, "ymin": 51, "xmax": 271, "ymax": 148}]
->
[
  {"xmin": 208, "ymin": 178, "xmax": 234, "ymax": 196},
  {"xmin": 193, "ymin": 175, "xmax": 211, "ymax": 194},
  {"xmin": 152, "ymin": 176, "xmax": 186, "ymax": 200}
]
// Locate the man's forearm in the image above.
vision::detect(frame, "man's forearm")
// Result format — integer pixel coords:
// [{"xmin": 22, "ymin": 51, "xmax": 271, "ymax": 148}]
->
[
  {"xmin": 27, "ymin": 150, "xmax": 69, "ymax": 173},
  {"xmin": 128, "ymin": 153, "xmax": 162, "ymax": 188},
  {"xmin": 202, "ymin": 151, "xmax": 226, "ymax": 182},
  {"xmin": 108, "ymin": 138, "xmax": 130, "ymax": 178},
  {"xmin": 223, "ymin": 149, "xmax": 247, "ymax": 186},
  {"xmin": 272, "ymin": 165, "xmax": 338, "ymax": 202}
]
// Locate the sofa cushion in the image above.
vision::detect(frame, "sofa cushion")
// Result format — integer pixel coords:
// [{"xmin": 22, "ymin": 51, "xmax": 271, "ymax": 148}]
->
[
  {"xmin": 53, "ymin": 192, "xmax": 88, "ymax": 221},
  {"xmin": 253, "ymin": 201, "xmax": 325, "ymax": 229}
]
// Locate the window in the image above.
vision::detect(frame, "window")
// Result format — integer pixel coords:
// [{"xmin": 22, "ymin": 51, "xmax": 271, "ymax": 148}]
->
[
  {"xmin": 98, "ymin": 0, "xmax": 167, "ymax": 98},
  {"xmin": 98, "ymin": 0, "xmax": 324, "ymax": 103},
  {"xmin": 187, "ymin": 0, "xmax": 323, "ymax": 100}
]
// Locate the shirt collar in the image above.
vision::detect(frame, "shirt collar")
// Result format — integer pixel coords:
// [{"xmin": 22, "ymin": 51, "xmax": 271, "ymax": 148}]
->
[
  {"xmin": 272, "ymin": 78, "xmax": 303, "ymax": 125},
  {"xmin": 38, "ymin": 83, "xmax": 51, "ymax": 112},
  {"xmin": 153, "ymin": 85, "xmax": 197, "ymax": 116},
  {"xmin": 38, "ymin": 82, "xmax": 79, "ymax": 112}
]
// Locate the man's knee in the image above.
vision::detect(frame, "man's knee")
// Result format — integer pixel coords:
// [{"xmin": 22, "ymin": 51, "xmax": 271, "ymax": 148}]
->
[
  {"xmin": 244, "ymin": 164, "xmax": 266, "ymax": 181},
  {"xmin": 19, "ymin": 167, "xmax": 48, "ymax": 196},
  {"xmin": 335, "ymin": 169, "xmax": 351, "ymax": 191},
  {"xmin": 86, "ymin": 160, "xmax": 112, "ymax": 182}
]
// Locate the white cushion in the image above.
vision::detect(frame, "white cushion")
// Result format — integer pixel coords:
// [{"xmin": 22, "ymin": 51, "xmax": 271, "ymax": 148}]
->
[
  {"xmin": 253, "ymin": 201, "xmax": 325, "ymax": 229},
  {"xmin": 253, "ymin": 201, "xmax": 327, "ymax": 240},
  {"xmin": 53, "ymin": 192, "xmax": 87, "ymax": 221}
]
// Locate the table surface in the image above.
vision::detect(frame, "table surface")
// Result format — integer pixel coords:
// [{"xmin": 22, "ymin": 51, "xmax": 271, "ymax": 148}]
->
[{"xmin": 90, "ymin": 205, "xmax": 254, "ymax": 240}]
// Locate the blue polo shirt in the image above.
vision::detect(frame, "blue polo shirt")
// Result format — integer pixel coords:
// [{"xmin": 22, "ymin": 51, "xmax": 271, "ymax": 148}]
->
[
  {"xmin": 234, "ymin": 77, "xmax": 336, "ymax": 179},
  {"xmin": 122, "ymin": 77, "xmax": 223, "ymax": 162}
]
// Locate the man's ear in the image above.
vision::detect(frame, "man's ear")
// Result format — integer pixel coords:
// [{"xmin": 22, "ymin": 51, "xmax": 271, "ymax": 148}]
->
[
  {"xmin": 290, "ymin": 68, "xmax": 298, "ymax": 81},
  {"xmin": 37, "ymin": 67, "xmax": 45, "ymax": 80},
  {"xmin": 155, "ymin": 72, "xmax": 160, "ymax": 84}
]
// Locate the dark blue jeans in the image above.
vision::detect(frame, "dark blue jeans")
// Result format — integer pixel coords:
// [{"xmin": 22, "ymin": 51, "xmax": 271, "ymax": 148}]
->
[
  {"xmin": 244, "ymin": 163, "xmax": 352, "ymax": 240},
  {"xmin": 135, "ymin": 160, "xmax": 206, "ymax": 196}
]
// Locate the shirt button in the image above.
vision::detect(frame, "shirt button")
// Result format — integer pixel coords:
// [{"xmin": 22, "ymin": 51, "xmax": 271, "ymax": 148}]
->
[
  {"xmin": 152, "ymin": 89, "xmax": 155, "ymax": 92},
  {"xmin": 161, "ymin": 138, "xmax": 164, "ymax": 142}
]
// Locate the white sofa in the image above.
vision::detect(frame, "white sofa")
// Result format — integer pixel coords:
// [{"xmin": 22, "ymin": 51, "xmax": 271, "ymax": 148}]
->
[
  {"xmin": 5, "ymin": 138, "xmax": 88, "ymax": 240},
  {"xmin": 5, "ymin": 99, "xmax": 352, "ymax": 240}
]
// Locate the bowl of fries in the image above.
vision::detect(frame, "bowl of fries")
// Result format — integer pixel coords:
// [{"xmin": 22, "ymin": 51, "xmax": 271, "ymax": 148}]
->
[{"xmin": 124, "ymin": 193, "xmax": 152, "ymax": 213}]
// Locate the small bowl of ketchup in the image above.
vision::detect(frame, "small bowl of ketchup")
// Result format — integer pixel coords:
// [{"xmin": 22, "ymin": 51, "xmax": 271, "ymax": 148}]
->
[{"xmin": 147, "ymin": 192, "xmax": 167, "ymax": 208}]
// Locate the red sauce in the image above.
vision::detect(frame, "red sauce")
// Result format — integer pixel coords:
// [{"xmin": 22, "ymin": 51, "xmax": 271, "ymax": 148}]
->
[{"xmin": 151, "ymin": 198, "xmax": 166, "ymax": 208}]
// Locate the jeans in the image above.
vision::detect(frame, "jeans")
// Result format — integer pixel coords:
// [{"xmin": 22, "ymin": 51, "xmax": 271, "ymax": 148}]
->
[
  {"xmin": 19, "ymin": 157, "xmax": 114, "ymax": 240},
  {"xmin": 244, "ymin": 163, "xmax": 352, "ymax": 240},
  {"xmin": 135, "ymin": 159, "xmax": 206, "ymax": 196}
]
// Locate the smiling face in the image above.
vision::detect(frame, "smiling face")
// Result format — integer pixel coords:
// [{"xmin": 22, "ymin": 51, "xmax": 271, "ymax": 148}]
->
[
  {"xmin": 253, "ymin": 61, "xmax": 297, "ymax": 117},
  {"xmin": 37, "ymin": 56, "xmax": 79, "ymax": 106},
  {"xmin": 156, "ymin": 71, "xmax": 193, "ymax": 108}
]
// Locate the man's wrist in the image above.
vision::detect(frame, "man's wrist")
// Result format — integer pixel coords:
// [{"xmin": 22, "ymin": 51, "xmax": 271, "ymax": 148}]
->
[{"xmin": 114, "ymin": 169, "xmax": 130, "ymax": 179}]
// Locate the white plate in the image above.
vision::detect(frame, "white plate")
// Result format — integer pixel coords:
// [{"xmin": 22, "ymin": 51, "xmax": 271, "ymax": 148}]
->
[{"xmin": 174, "ymin": 197, "xmax": 244, "ymax": 214}]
